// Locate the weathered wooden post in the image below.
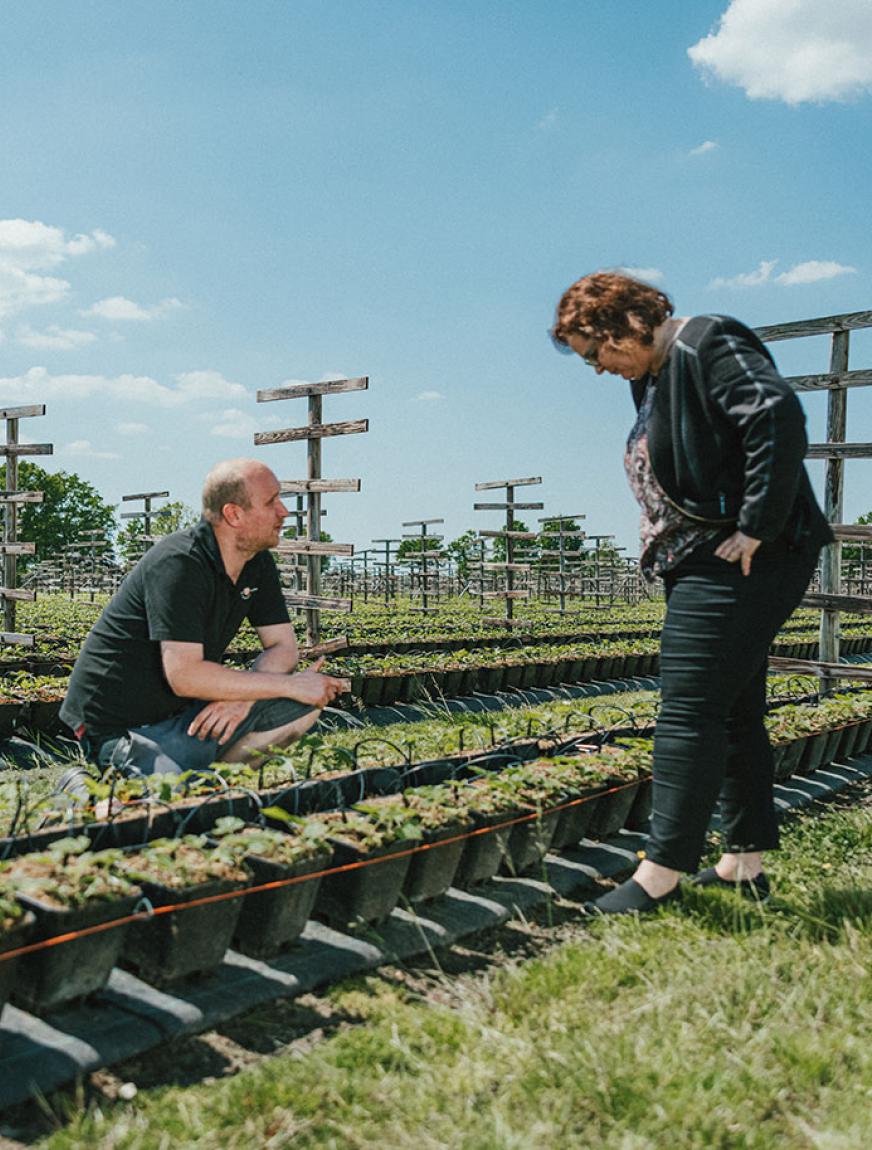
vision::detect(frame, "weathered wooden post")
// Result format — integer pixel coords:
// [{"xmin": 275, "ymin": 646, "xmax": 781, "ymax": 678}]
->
[
  {"xmin": 537, "ymin": 513, "xmax": 586, "ymax": 614},
  {"xmin": 400, "ymin": 519, "xmax": 444, "ymax": 613},
  {"xmin": 475, "ymin": 476, "xmax": 543, "ymax": 628},
  {"xmin": 0, "ymin": 404, "xmax": 51, "ymax": 646},
  {"xmin": 120, "ymin": 490, "xmax": 170, "ymax": 563},
  {"xmin": 372, "ymin": 537, "xmax": 402, "ymax": 605},
  {"xmin": 757, "ymin": 310, "xmax": 872, "ymax": 692},
  {"xmin": 255, "ymin": 376, "xmax": 368, "ymax": 652}
]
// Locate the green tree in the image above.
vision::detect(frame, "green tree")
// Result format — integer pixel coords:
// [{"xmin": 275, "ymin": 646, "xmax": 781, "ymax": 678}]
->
[
  {"xmin": 116, "ymin": 499, "xmax": 199, "ymax": 565},
  {"xmin": 0, "ymin": 462, "xmax": 116, "ymax": 570},
  {"xmin": 396, "ymin": 535, "xmax": 444, "ymax": 562},
  {"xmin": 536, "ymin": 518, "xmax": 586, "ymax": 571},
  {"xmin": 491, "ymin": 519, "xmax": 539, "ymax": 565},
  {"xmin": 445, "ymin": 529, "xmax": 482, "ymax": 579},
  {"xmin": 842, "ymin": 511, "xmax": 872, "ymax": 564},
  {"xmin": 281, "ymin": 524, "xmax": 334, "ymax": 572}
]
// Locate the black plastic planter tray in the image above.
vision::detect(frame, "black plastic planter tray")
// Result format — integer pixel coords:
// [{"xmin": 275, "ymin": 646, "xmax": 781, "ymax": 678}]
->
[
  {"xmin": 452, "ymin": 809, "xmax": 519, "ymax": 889},
  {"xmin": 797, "ymin": 732, "xmax": 831, "ymax": 776},
  {"xmin": 232, "ymin": 849, "xmax": 332, "ymax": 959},
  {"xmin": 587, "ymin": 777, "xmax": 641, "ymax": 839},
  {"xmin": 0, "ymin": 702, "xmax": 22, "ymax": 737},
  {"xmin": 624, "ymin": 776, "xmax": 653, "ymax": 832},
  {"xmin": 121, "ymin": 876, "xmax": 247, "ymax": 985},
  {"xmin": 13, "ymin": 893, "xmax": 139, "ymax": 1013},
  {"xmin": 550, "ymin": 786, "xmax": 609, "ymax": 851},
  {"xmin": 773, "ymin": 738, "xmax": 805, "ymax": 782},
  {"xmin": 315, "ymin": 837, "xmax": 415, "ymax": 927},
  {"xmin": 402, "ymin": 821, "xmax": 471, "ymax": 904},
  {"xmin": 0, "ymin": 912, "xmax": 34, "ymax": 1019},
  {"xmin": 266, "ymin": 766, "xmax": 403, "ymax": 819},
  {"xmin": 502, "ymin": 808, "xmax": 561, "ymax": 875}
]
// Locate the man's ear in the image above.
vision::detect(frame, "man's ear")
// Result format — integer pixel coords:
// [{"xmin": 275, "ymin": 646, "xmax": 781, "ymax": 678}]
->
[{"xmin": 222, "ymin": 502, "xmax": 244, "ymax": 527}]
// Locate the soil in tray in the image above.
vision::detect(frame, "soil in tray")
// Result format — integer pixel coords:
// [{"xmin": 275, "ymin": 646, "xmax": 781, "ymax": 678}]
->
[
  {"xmin": 12, "ymin": 893, "xmax": 139, "ymax": 1013},
  {"xmin": 315, "ymin": 838, "xmax": 415, "ymax": 927},
  {"xmin": 121, "ymin": 876, "xmax": 247, "ymax": 985},
  {"xmin": 233, "ymin": 851, "xmax": 331, "ymax": 959}
]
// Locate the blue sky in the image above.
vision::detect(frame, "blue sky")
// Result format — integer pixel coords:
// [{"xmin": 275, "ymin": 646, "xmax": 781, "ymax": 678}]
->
[{"xmin": 1, "ymin": 0, "xmax": 871, "ymax": 557}]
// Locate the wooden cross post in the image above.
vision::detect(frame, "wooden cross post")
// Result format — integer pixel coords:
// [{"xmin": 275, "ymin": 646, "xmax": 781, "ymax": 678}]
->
[
  {"xmin": 537, "ymin": 513, "xmax": 586, "ymax": 614},
  {"xmin": 475, "ymin": 476, "xmax": 543, "ymax": 628},
  {"xmin": 400, "ymin": 519, "xmax": 444, "ymax": 613},
  {"xmin": 756, "ymin": 309, "xmax": 872, "ymax": 693},
  {"xmin": 120, "ymin": 490, "xmax": 170, "ymax": 562},
  {"xmin": 372, "ymin": 537, "xmax": 402, "ymax": 605},
  {"xmin": 0, "ymin": 404, "xmax": 51, "ymax": 645},
  {"xmin": 255, "ymin": 375, "xmax": 368, "ymax": 652}
]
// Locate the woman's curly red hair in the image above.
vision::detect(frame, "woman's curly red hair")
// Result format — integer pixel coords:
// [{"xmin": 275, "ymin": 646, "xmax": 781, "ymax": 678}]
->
[{"xmin": 551, "ymin": 271, "xmax": 674, "ymax": 348}]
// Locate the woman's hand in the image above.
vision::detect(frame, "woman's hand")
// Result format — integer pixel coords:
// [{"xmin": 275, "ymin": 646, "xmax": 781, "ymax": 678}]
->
[{"xmin": 714, "ymin": 530, "xmax": 762, "ymax": 576}]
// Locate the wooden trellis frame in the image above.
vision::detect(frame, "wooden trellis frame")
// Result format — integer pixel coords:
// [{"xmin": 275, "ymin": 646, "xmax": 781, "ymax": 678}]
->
[
  {"xmin": 120, "ymin": 490, "xmax": 170, "ymax": 563},
  {"xmin": 255, "ymin": 375, "xmax": 368, "ymax": 651},
  {"xmin": 400, "ymin": 518, "xmax": 444, "ymax": 613},
  {"xmin": 475, "ymin": 476, "xmax": 543, "ymax": 627},
  {"xmin": 372, "ymin": 537, "xmax": 402, "ymax": 604},
  {"xmin": 0, "ymin": 404, "xmax": 51, "ymax": 645},
  {"xmin": 537, "ymin": 513, "xmax": 586, "ymax": 613},
  {"xmin": 755, "ymin": 309, "xmax": 872, "ymax": 691}
]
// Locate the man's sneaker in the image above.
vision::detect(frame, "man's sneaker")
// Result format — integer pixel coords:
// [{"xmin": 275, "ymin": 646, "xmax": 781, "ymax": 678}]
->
[{"xmin": 689, "ymin": 868, "xmax": 770, "ymax": 902}]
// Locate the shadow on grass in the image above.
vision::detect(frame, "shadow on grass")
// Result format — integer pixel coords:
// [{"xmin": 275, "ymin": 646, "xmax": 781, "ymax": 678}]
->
[{"xmin": 792, "ymin": 886, "xmax": 872, "ymax": 942}]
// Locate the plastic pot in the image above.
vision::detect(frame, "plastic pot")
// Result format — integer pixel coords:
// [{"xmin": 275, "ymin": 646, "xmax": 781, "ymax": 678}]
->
[
  {"xmin": 0, "ymin": 912, "xmax": 35, "ymax": 1019},
  {"xmin": 13, "ymin": 893, "xmax": 139, "ymax": 1013},
  {"xmin": 550, "ymin": 786, "xmax": 607, "ymax": 850},
  {"xmin": 316, "ymin": 837, "xmax": 415, "ymax": 927},
  {"xmin": 587, "ymin": 777, "xmax": 641, "ymax": 839},
  {"xmin": 402, "ymin": 821, "xmax": 471, "ymax": 904},
  {"xmin": 501, "ymin": 808, "xmax": 561, "ymax": 876},
  {"xmin": 452, "ymin": 809, "xmax": 518, "ymax": 889},
  {"xmin": 121, "ymin": 876, "xmax": 247, "ymax": 985},
  {"xmin": 233, "ymin": 849, "xmax": 332, "ymax": 959}
]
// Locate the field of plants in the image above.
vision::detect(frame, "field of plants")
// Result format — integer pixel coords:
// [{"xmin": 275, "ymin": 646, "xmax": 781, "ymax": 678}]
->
[{"xmin": 2, "ymin": 591, "xmax": 872, "ymax": 1130}]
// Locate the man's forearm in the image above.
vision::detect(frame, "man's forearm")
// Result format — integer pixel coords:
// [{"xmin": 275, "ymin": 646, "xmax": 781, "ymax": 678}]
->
[
  {"xmin": 165, "ymin": 659, "xmax": 300, "ymax": 703},
  {"xmin": 252, "ymin": 644, "xmax": 298, "ymax": 675}
]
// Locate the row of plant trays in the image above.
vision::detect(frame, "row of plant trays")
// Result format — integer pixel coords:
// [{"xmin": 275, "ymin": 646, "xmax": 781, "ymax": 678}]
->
[{"xmin": 0, "ymin": 744, "xmax": 650, "ymax": 1017}]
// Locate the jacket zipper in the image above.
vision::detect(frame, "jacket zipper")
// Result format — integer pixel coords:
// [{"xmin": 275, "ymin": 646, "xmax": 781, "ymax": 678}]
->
[{"xmin": 647, "ymin": 455, "xmax": 736, "ymax": 525}]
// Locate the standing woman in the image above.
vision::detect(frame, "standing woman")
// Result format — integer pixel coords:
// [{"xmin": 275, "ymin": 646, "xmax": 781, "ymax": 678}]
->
[{"xmin": 551, "ymin": 272, "xmax": 832, "ymax": 914}]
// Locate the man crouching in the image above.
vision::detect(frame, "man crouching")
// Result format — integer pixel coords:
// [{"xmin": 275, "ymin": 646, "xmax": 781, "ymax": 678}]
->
[{"xmin": 60, "ymin": 458, "xmax": 347, "ymax": 776}]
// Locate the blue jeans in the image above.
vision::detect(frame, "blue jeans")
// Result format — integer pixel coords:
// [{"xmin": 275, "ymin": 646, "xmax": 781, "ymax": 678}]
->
[
  {"xmin": 647, "ymin": 533, "xmax": 821, "ymax": 872},
  {"xmin": 82, "ymin": 697, "xmax": 315, "ymax": 777}
]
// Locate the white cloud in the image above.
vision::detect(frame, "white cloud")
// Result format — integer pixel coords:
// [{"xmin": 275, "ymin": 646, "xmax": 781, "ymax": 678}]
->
[
  {"xmin": 689, "ymin": 140, "xmax": 719, "ymax": 156},
  {"xmin": 0, "ymin": 366, "xmax": 246, "ymax": 408},
  {"xmin": 208, "ymin": 408, "xmax": 263, "ymax": 439},
  {"xmin": 709, "ymin": 260, "xmax": 779, "ymax": 289},
  {"xmin": 83, "ymin": 295, "xmax": 184, "ymax": 321},
  {"xmin": 537, "ymin": 107, "xmax": 558, "ymax": 131},
  {"xmin": 617, "ymin": 267, "xmax": 665, "ymax": 284},
  {"xmin": 115, "ymin": 421, "xmax": 150, "ymax": 436},
  {"xmin": 688, "ymin": 0, "xmax": 872, "ymax": 105},
  {"xmin": 174, "ymin": 370, "xmax": 248, "ymax": 401},
  {"xmin": 709, "ymin": 258, "xmax": 857, "ymax": 289},
  {"xmin": 16, "ymin": 323, "xmax": 97, "ymax": 350},
  {"xmin": 61, "ymin": 439, "xmax": 121, "ymax": 461},
  {"xmin": 775, "ymin": 260, "xmax": 857, "ymax": 286},
  {"xmin": 412, "ymin": 390, "xmax": 446, "ymax": 402},
  {"xmin": 0, "ymin": 219, "xmax": 115, "ymax": 319}
]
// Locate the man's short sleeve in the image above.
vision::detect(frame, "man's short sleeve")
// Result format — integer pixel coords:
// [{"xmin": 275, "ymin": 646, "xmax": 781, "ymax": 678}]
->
[
  {"xmin": 247, "ymin": 552, "xmax": 291, "ymax": 628},
  {"xmin": 144, "ymin": 553, "xmax": 212, "ymax": 643}
]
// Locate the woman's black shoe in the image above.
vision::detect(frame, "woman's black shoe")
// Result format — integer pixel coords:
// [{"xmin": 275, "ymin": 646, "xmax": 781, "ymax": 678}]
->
[
  {"xmin": 583, "ymin": 877, "xmax": 681, "ymax": 917},
  {"xmin": 689, "ymin": 868, "xmax": 770, "ymax": 901}
]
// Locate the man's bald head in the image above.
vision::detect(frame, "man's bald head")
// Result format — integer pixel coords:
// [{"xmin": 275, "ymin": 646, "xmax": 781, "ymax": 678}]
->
[{"xmin": 202, "ymin": 458, "xmax": 276, "ymax": 525}]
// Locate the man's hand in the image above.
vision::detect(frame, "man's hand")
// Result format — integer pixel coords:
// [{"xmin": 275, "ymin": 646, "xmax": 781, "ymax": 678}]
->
[
  {"xmin": 188, "ymin": 700, "xmax": 254, "ymax": 745},
  {"xmin": 287, "ymin": 656, "xmax": 350, "ymax": 708},
  {"xmin": 714, "ymin": 530, "xmax": 762, "ymax": 576}
]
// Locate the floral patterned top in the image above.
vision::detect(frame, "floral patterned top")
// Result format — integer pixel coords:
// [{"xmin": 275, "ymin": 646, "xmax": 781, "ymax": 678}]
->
[{"xmin": 624, "ymin": 378, "xmax": 719, "ymax": 582}]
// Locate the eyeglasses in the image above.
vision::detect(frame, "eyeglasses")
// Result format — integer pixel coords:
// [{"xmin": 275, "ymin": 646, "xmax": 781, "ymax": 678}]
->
[{"xmin": 548, "ymin": 329, "xmax": 600, "ymax": 367}]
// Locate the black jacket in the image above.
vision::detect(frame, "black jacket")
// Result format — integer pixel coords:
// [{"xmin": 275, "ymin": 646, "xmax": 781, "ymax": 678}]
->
[{"xmin": 630, "ymin": 315, "xmax": 832, "ymax": 549}]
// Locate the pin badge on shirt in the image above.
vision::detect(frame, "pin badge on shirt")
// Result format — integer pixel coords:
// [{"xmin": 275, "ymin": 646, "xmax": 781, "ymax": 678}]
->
[{"xmin": 240, "ymin": 586, "xmax": 257, "ymax": 600}]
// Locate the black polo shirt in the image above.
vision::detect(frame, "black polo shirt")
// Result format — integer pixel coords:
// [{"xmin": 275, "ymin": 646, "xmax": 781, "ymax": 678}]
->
[{"xmin": 60, "ymin": 518, "xmax": 290, "ymax": 740}]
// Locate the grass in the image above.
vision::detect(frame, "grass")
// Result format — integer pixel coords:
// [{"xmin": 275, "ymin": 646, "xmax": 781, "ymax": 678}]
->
[{"xmin": 16, "ymin": 785, "xmax": 872, "ymax": 1150}]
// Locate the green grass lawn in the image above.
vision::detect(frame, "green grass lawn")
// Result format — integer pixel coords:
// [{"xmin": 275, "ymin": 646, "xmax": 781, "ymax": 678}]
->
[{"xmin": 18, "ymin": 785, "xmax": 872, "ymax": 1150}]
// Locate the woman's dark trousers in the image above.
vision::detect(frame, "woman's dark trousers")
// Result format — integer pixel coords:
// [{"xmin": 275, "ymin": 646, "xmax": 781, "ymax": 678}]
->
[{"xmin": 646, "ymin": 537, "xmax": 821, "ymax": 873}]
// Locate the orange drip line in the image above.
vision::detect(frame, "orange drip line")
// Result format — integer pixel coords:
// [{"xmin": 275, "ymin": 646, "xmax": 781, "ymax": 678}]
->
[{"xmin": 0, "ymin": 778, "xmax": 643, "ymax": 964}]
